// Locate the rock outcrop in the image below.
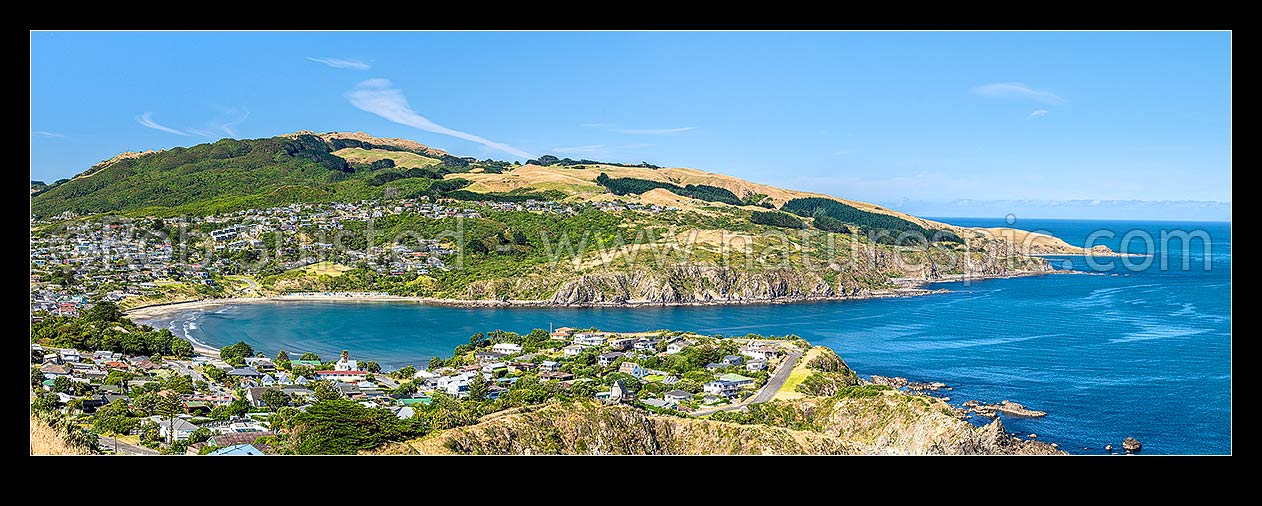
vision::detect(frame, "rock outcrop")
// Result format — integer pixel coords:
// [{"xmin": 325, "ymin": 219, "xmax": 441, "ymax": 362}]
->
[
  {"xmin": 376, "ymin": 394, "xmax": 1065, "ymax": 456},
  {"xmin": 1123, "ymin": 437, "xmax": 1143, "ymax": 453}
]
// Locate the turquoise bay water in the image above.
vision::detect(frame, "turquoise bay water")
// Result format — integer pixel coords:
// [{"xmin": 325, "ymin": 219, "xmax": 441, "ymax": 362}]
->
[{"xmin": 146, "ymin": 219, "xmax": 1231, "ymax": 454}]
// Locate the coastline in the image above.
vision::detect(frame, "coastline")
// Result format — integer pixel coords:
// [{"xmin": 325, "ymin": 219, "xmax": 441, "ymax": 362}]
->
[{"xmin": 125, "ymin": 269, "xmax": 1055, "ymax": 320}]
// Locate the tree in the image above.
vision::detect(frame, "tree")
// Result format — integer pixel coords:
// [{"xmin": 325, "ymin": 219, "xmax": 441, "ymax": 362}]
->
[
  {"xmin": 428, "ymin": 356, "xmax": 443, "ymax": 370},
  {"xmin": 291, "ymin": 364, "xmax": 315, "ymax": 378},
  {"xmin": 169, "ymin": 338, "xmax": 194, "ymax": 358},
  {"xmin": 468, "ymin": 374, "xmax": 489, "ymax": 402},
  {"xmin": 261, "ymin": 388, "xmax": 290, "ymax": 410},
  {"xmin": 202, "ymin": 366, "xmax": 227, "ymax": 382},
  {"xmin": 289, "ymin": 399, "xmax": 414, "ymax": 455},
  {"xmin": 32, "ymin": 393, "xmax": 61, "ymax": 413},
  {"xmin": 83, "ymin": 301, "xmax": 121, "ymax": 322},
  {"xmin": 300, "ymin": 352, "xmax": 321, "ymax": 361},
  {"xmin": 51, "ymin": 375, "xmax": 72, "ymax": 393},
  {"xmin": 397, "ymin": 366, "xmax": 417, "ymax": 379},
  {"xmin": 30, "ymin": 367, "xmax": 43, "ymax": 388},
  {"xmin": 276, "ymin": 350, "xmax": 290, "ymax": 362},
  {"xmin": 220, "ymin": 341, "xmax": 255, "ymax": 364},
  {"xmin": 363, "ymin": 361, "xmax": 381, "ymax": 373},
  {"xmin": 313, "ymin": 381, "xmax": 342, "ymax": 401}
]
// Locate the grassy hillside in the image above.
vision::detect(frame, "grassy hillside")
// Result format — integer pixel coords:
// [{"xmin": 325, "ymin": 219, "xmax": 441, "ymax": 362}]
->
[{"xmin": 30, "ymin": 132, "xmax": 471, "ymax": 218}]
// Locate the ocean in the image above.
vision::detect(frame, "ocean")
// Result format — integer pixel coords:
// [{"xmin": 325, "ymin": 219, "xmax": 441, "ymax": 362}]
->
[{"xmin": 143, "ymin": 218, "xmax": 1231, "ymax": 454}]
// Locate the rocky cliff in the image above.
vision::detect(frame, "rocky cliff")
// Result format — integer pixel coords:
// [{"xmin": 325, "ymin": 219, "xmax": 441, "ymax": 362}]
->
[{"xmin": 372, "ymin": 396, "xmax": 1063, "ymax": 456}]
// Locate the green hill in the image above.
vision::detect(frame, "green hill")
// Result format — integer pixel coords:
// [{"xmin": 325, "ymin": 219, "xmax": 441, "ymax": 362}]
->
[{"xmin": 30, "ymin": 132, "xmax": 488, "ymax": 218}]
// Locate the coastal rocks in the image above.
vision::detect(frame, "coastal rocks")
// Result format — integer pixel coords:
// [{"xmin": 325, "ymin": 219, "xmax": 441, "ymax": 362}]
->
[
  {"xmin": 1123, "ymin": 437, "xmax": 1143, "ymax": 454},
  {"xmin": 870, "ymin": 375, "xmax": 909, "ymax": 388},
  {"xmin": 961, "ymin": 400, "xmax": 1048, "ymax": 418},
  {"xmin": 1105, "ymin": 444, "xmax": 1113, "ymax": 452},
  {"xmin": 906, "ymin": 381, "xmax": 949, "ymax": 392}
]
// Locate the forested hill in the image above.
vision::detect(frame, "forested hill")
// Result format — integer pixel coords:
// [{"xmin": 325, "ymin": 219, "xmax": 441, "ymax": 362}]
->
[{"xmin": 30, "ymin": 132, "xmax": 494, "ymax": 218}]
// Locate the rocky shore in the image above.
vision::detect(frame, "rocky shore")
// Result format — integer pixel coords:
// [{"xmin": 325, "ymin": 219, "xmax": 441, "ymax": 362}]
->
[{"xmin": 962, "ymin": 399, "xmax": 1048, "ymax": 418}]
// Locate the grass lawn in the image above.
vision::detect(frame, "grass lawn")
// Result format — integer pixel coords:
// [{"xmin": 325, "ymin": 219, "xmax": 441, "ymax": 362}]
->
[
  {"xmin": 300, "ymin": 261, "xmax": 353, "ymax": 277},
  {"xmin": 773, "ymin": 346, "xmax": 823, "ymax": 401},
  {"xmin": 642, "ymin": 374, "xmax": 665, "ymax": 382}
]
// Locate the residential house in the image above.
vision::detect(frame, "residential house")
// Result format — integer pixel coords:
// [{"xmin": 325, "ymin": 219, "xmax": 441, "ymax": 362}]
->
[
  {"xmin": 507, "ymin": 361, "xmax": 536, "ymax": 373},
  {"xmin": 665, "ymin": 338, "xmax": 694, "ymax": 354},
  {"xmin": 562, "ymin": 344, "xmax": 586, "ymax": 357},
  {"xmin": 228, "ymin": 367, "xmax": 263, "ymax": 378},
  {"xmin": 539, "ymin": 371, "xmax": 574, "ymax": 382},
  {"xmin": 315, "ymin": 370, "xmax": 368, "ymax": 382},
  {"xmin": 721, "ymin": 355, "xmax": 745, "ymax": 366},
  {"xmin": 572, "ymin": 334, "xmax": 606, "ymax": 347},
  {"xmin": 335, "ymin": 382, "xmax": 362, "ymax": 398},
  {"xmin": 474, "ymin": 351, "xmax": 507, "ymax": 363},
  {"xmin": 632, "ymin": 338, "xmax": 661, "ymax": 352},
  {"xmin": 608, "ymin": 338, "xmax": 637, "ymax": 351},
  {"xmin": 641, "ymin": 398, "xmax": 676, "ymax": 410},
  {"xmin": 550, "ymin": 326, "xmax": 576, "ymax": 339},
  {"xmin": 617, "ymin": 362, "xmax": 648, "ymax": 379},
  {"xmin": 208, "ymin": 431, "xmax": 274, "ymax": 448},
  {"xmin": 40, "ymin": 363, "xmax": 71, "ymax": 379},
  {"xmin": 664, "ymin": 389, "xmax": 692, "ymax": 403},
  {"xmin": 490, "ymin": 343, "xmax": 522, "ymax": 355},
  {"xmin": 539, "ymin": 360, "xmax": 561, "ymax": 372},
  {"xmin": 334, "ymin": 353, "xmax": 359, "ymax": 371},
  {"xmin": 746, "ymin": 360, "xmax": 768, "ymax": 372},
  {"xmin": 740, "ymin": 346, "xmax": 783, "ymax": 361},
  {"xmin": 610, "ymin": 379, "xmax": 632, "ymax": 403},
  {"xmin": 718, "ymin": 373, "xmax": 756, "ymax": 389},
  {"xmin": 597, "ymin": 352, "xmax": 625, "ymax": 367},
  {"xmin": 57, "ymin": 348, "xmax": 81, "ymax": 363},
  {"xmin": 481, "ymin": 362, "xmax": 507, "ymax": 378},
  {"xmin": 150, "ymin": 416, "xmax": 198, "ymax": 441},
  {"xmin": 245, "ymin": 387, "xmax": 273, "ymax": 407},
  {"xmin": 705, "ymin": 362, "xmax": 725, "ymax": 371},
  {"xmin": 703, "ymin": 380, "xmax": 741, "ymax": 398},
  {"xmin": 206, "ymin": 443, "xmax": 264, "ymax": 456}
]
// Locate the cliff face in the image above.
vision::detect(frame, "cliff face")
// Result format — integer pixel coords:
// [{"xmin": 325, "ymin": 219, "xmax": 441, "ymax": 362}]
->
[
  {"xmin": 374, "ymin": 397, "xmax": 1063, "ymax": 456},
  {"xmin": 538, "ymin": 251, "xmax": 1050, "ymax": 306}
]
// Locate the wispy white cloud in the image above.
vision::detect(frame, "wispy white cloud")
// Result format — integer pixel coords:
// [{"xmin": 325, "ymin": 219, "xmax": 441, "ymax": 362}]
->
[
  {"xmin": 31, "ymin": 131, "xmax": 63, "ymax": 138},
  {"xmin": 211, "ymin": 107, "xmax": 250, "ymax": 136},
  {"xmin": 135, "ymin": 112, "xmax": 192, "ymax": 136},
  {"xmin": 1025, "ymin": 109, "xmax": 1049, "ymax": 120},
  {"xmin": 972, "ymin": 82, "xmax": 1064, "ymax": 105},
  {"xmin": 580, "ymin": 122, "xmax": 611, "ymax": 128},
  {"xmin": 346, "ymin": 78, "xmax": 530, "ymax": 158},
  {"xmin": 307, "ymin": 57, "xmax": 371, "ymax": 70},
  {"xmin": 612, "ymin": 126, "xmax": 697, "ymax": 135},
  {"xmin": 552, "ymin": 145, "xmax": 607, "ymax": 156}
]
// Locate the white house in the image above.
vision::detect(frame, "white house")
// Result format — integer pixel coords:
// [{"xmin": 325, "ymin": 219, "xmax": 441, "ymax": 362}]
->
[
  {"xmin": 151, "ymin": 416, "xmax": 198, "ymax": 441},
  {"xmin": 597, "ymin": 352, "xmax": 625, "ymax": 367},
  {"xmin": 315, "ymin": 370, "xmax": 368, "ymax": 382},
  {"xmin": 539, "ymin": 360, "xmax": 561, "ymax": 372},
  {"xmin": 481, "ymin": 362, "xmax": 507, "ymax": 379},
  {"xmin": 490, "ymin": 343, "xmax": 522, "ymax": 355},
  {"xmin": 572, "ymin": 334, "xmax": 606, "ymax": 347},
  {"xmin": 746, "ymin": 360, "xmax": 768, "ymax": 371},
  {"xmin": 703, "ymin": 380, "xmax": 741, "ymax": 398},
  {"xmin": 335, "ymin": 353, "xmax": 359, "ymax": 371},
  {"xmin": 740, "ymin": 346, "xmax": 783, "ymax": 361},
  {"xmin": 562, "ymin": 344, "xmax": 587, "ymax": 357}
]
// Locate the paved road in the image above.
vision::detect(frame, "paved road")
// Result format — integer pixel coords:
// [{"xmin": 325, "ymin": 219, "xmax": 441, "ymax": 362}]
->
[
  {"xmin": 691, "ymin": 348, "xmax": 803, "ymax": 416},
  {"xmin": 98, "ymin": 436, "xmax": 159, "ymax": 455},
  {"xmin": 168, "ymin": 361, "xmax": 207, "ymax": 383}
]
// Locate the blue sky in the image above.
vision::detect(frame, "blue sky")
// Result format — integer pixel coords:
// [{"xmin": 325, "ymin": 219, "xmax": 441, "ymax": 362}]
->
[{"xmin": 30, "ymin": 31, "xmax": 1231, "ymax": 220}]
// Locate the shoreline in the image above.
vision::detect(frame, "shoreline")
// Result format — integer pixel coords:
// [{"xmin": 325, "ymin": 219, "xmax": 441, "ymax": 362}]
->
[{"xmin": 125, "ymin": 269, "xmax": 1055, "ymax": 321}]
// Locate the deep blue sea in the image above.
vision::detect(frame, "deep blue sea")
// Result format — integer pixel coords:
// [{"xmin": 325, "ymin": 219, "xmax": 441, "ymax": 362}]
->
[{"xmin": 145, "ymin": 218, "xmax": 1231, "ymax": 454}]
